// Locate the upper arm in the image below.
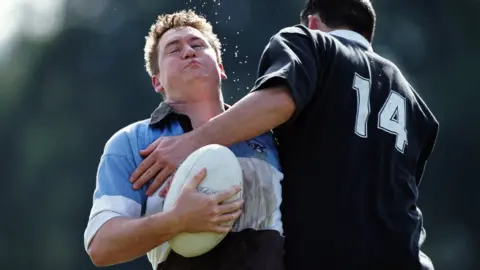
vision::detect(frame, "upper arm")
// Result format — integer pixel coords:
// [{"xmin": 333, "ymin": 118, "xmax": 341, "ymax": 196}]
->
[
  {"xmin": 412, "ymin": 87, "xmax": 439, "ymax": 186},
  {"xmin": 251, "ymin": 25, "xmax": 324, "ymax": 121},
  {"xmin": 84, "ymin": 131, "xmax": 147, "ymax": 249},
  {"xmin": 415, "ymin": 122, "xmax": 439, "ymax": 186},
  {"xmin": 93, "ymin": 153, "xmax": 145, "ymax": 212}
]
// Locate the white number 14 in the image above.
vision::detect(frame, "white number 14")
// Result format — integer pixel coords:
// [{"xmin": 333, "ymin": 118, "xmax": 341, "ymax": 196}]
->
[{"xmin": 352, "ymin": 73, "xmax": 408, "ymax": 153}]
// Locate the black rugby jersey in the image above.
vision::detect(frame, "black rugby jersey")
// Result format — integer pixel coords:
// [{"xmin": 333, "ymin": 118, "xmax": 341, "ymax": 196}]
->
[{"xmin": 251, "ymin": 25, "xmax": 438, "ymax": 270}]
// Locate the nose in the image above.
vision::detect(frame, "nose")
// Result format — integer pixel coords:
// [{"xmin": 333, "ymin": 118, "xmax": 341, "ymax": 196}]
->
[{"xmin": 181, "ymin": 45, "xmax": 196, "ymax": 60}]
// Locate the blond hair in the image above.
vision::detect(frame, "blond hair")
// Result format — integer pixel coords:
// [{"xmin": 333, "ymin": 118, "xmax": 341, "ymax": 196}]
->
[{"xmin": 144, "ymin": 10, "xmax": 222, "ymax": 77}]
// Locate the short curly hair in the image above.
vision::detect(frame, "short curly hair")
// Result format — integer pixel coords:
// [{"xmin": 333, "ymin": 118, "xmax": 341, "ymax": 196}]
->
[{"xmin": 144, "ymin": 10, "xmax": 222, "ymax": 77}]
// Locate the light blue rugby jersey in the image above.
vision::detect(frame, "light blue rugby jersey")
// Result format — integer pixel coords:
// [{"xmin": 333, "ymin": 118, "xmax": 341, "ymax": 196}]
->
[{"xmin": 84, "ymin": 103, "xmax": 283, "ymax": 269}]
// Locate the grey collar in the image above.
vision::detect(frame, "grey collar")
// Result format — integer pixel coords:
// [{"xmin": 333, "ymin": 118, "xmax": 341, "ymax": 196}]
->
[
  {"xmin": 149, "ymin": 102, "xmax": 230, "ymax": 126},
  {"xmin": 329, "ymin": 29, "xmax": 373, "ymax": 51},
  {"xmin": 149, "ymin": 102, "xmax": 174, "ymax": 126}
]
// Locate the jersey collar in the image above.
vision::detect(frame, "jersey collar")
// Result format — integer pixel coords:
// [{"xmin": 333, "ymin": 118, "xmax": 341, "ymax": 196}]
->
[
  {"xmin": 149, "ymin": 102, "xmax": 174, "ymax": 126},
  {"xmin": 329, "ymin": 30, "xmax": 373, "ymax": 51},
  {"xmin": 149, "ymin": 102, "xmax": 230, "ymax": 126}
]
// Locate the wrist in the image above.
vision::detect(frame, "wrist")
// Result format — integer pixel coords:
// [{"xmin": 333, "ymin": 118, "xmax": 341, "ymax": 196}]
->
[
  {"xmin": 151, "ymin": 210, "xmax": 183, "ymax": 236},
  {"xmin": 186, "ymin": 127, "xmax": 209, "ymax": 149},
  {"xmin": 167, "ymin": 207, "xmax": 190, "ymax": 234}
]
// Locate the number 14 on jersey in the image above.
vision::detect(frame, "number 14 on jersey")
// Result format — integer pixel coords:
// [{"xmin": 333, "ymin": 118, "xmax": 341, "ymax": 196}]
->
[{"xmin": 352, "ymin": 73, "xmax": 408, "ymax": 153}]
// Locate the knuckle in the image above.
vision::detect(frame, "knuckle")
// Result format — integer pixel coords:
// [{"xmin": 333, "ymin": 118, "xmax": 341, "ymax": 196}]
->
[
  {"xmin": 208, "ymin": 206, "xmax": 219, "ymax": 216},
  {"xmin": 206, "ymin": 198, "xmax": 216, "ymax": 206},
  {"xmin": 208, "ymin": 212, "xmax": 216, "ymax": 219}
]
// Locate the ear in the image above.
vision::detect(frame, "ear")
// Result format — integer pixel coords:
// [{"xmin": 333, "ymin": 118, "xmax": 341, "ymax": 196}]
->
[
  {"xmin": 218, "ymin": 63, "xmax": 227, "ymax": 80},
  {"xmin": 152, "ymin": 74, "xmax": 164, "ymax": 93},
  {"xmin": 307, "ymin": 15, "xmax": 321, "ymax": 30}
]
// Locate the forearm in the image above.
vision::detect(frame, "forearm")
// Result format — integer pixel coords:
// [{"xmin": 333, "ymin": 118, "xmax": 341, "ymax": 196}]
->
[
  {"xmin": 87, "ymin": 211, "xmax": 180, "ymax": 266},
  {"xmin": 193, "ymin": 86, "xmax": 295, "ymax": 146}
]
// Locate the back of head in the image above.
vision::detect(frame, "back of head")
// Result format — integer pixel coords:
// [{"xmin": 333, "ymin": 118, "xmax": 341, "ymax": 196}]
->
[{"xmin": 300, "ymin": 0, "xmax": 376, "ymax": 42}]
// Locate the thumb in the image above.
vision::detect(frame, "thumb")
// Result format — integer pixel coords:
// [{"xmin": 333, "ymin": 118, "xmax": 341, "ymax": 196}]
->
[
  {"xmin": 140, "ymin": 139, "xmax": 161, "ymax": 156},
  {"xmin": 184, "ymin": 168, "xmax": 206, "ymax": 191}
]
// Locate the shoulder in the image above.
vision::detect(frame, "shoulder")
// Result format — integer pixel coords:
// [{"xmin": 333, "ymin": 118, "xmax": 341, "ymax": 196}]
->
[
  {"xmin": 271, "ymin": 24, "xmax": 327, "ymax": 47},
  {"xmin": 262, "ymin": 25, "xmax": 329, "ymax": 67},
  {"xmin": 274, "ymin": 24, "xmax": 316, "ymax": 39},
  {"xmin": 103, "ymin": 119, "xmax": 152, "ymax": 157},
  {"xmin": 373, "ymin": 52, "xmax": 402, "ymax": 74}
]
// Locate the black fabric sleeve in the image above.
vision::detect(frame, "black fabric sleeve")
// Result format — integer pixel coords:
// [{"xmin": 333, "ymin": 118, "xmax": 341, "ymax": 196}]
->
[
  {"xmin": 413, "ymin": 88, "xmax": 440, "ymax": 186},
  {"xmin": 250, "ymin": 25, "xmax": 324, "ymax": 122},
  {"xmin": 415, "ymin": 122, "xmax": 439, "ymax": 186}
]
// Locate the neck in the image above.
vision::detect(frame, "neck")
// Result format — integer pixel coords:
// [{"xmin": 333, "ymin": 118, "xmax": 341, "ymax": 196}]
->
[{"xmin": 167, "ymin": 99, "xmax": 224, "ymax": 129}]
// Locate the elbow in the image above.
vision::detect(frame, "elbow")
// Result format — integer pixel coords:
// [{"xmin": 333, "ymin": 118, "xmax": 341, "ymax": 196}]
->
[{"xmin": 87, "ymin": 240, "xmax": 111, "ymax": 267}]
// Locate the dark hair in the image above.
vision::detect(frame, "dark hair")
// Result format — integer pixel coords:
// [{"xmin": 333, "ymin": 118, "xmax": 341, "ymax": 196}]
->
[{"xmin": 300, "ymin": 0, "xmax": 376, "ymax": 42}]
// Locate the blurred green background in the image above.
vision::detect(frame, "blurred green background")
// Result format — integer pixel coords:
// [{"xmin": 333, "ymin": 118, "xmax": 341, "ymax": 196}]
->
[{"xmin": 0, "ymin": 0, "xmax": 478, "ymax": 269}]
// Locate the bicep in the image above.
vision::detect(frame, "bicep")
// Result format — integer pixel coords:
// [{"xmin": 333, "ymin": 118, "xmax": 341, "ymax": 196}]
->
[
  {"xmin": 85, "ymin": 154, "xmax": 146, "ymax": 249},
  {"xmin": 93, "ymin": 154, "xmax": 146, "ymax": 211}
]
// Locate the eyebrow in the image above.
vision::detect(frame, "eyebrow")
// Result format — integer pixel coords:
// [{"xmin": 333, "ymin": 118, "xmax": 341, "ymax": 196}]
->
[{"xmin": 164, "ymin": 36, "xmax": 203, "ymax": 49}]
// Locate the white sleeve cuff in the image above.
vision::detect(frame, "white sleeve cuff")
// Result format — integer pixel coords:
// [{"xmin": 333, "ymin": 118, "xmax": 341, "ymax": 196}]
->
[{"xmin": 84, "ymin": 211, "xmax": 122, "ymax": 251}]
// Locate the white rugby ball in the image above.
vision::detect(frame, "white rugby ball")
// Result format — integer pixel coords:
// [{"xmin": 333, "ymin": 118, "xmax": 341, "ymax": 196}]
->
[{"xmin": 163, "ymin": 144, "xmax": 243, "ymax": 258}]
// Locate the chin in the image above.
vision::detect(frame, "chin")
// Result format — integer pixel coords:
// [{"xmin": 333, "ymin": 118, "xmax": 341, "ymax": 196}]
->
[{"xmin": 185, "ymin": 72, "xmax": 218, "ymax": 82}]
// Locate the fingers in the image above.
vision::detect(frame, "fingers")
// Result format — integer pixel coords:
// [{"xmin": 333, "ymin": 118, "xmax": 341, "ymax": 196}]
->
[
  {"xmin": 209, "ymin": 207, "xmax": 243, "ymax": 234},
  {"xmin": 184, "ymin": 168, "xmax": 207, "ymax": 190},
  {"xmin": 214, "ymin": 186, "xmax": 242, "ymax": 203},
  {"xmin": 146, "ymin": 167, "xmax": 175, "ymax": 196},
  {"xmin": 159, "ymin": 181, "xmax": 170, "ymax": 197},
  {"xmin": 210, "ymin": 212, "xmax": 240, "ymax": 233},
  {"xmin": 159, "ymin": 174, "xmax": 174, "ymax": 197},
  {"xmin": 216, "ymin": 199, "xmax": 244, "ymax": 215},
  {"xmin": 130, "ymin": 155, "xmax": 155, "ymax": 184},
  {"xmin": 139, "ymin": 139, "xmax": 161, "ymax": 157},
  {"xmin": 132, "ymin": 160, "xmax": 161, "ymax": 189},
  {"xmin": 215, "ymin": 209, "xmax": 242, "ymax": 223}
]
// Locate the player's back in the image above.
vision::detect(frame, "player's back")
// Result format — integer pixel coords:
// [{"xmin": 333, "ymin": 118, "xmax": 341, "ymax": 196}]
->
[{"xmin": 275, "ymin": 30, "xmax": 438, "ymax": 269}]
